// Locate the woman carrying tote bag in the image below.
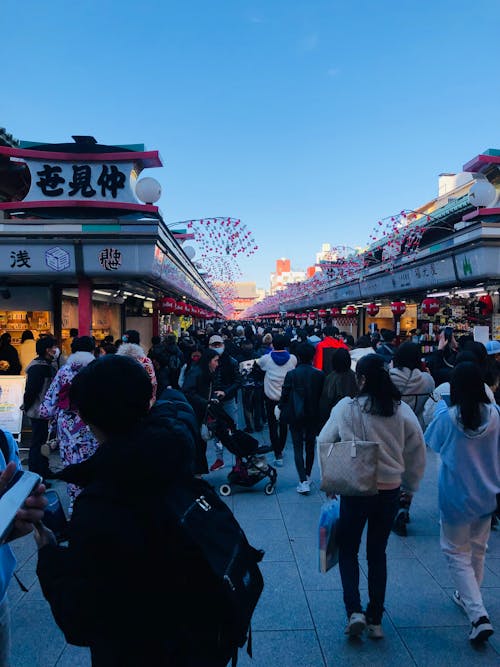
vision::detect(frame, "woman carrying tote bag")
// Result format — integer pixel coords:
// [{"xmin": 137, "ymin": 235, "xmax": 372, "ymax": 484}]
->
[{"xmin": 317, "ymin": 354, "xmax": 426, "ymax": 640}]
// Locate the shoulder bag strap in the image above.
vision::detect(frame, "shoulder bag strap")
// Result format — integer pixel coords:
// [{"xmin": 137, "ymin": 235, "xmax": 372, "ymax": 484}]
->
[{"xmin": 352, "ymin": 398, "xmax": 368, "ymax": 441}]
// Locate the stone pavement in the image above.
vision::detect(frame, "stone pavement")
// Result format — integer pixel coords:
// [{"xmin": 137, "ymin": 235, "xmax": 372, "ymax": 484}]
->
[{"xmin": 9, "ymin": 429, "xmax": 500, "ymax": 667}]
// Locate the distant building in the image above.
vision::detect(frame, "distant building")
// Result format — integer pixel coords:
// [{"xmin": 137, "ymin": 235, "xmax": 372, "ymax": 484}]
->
[
  {"xmin": 270, "ymin": 258, "xmax": 306, "ymax": 295},
  {"xmin": 229, "ymin": 282, "xmax": 262, "ymax": 318}
]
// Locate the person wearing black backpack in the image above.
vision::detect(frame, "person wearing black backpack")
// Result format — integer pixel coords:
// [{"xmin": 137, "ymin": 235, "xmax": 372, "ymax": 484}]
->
[{"xmin": 34, "ymin": 355, "xmax": 263, "ymax": 666}]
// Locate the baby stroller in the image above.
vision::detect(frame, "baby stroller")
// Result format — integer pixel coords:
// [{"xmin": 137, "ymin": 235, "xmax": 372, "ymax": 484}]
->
[{"xmin": 207, "ymin": 401, "xmax": 277, "ymax": 497}]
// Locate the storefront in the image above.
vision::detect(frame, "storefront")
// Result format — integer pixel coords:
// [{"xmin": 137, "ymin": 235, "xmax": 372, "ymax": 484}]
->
[{"xmin": 0, "ymin": 137, "xmax": 221, "ymax": 346}]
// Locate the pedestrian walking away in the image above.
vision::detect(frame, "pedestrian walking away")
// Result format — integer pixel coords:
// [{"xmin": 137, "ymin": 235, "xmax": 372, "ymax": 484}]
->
[
  {"xmin": 318, "ymin": 354, "xmax": 426, "ymax": 640},
  {"xmin": 425, "ymin": 361, "xmax": 500, "ymax": 645}
]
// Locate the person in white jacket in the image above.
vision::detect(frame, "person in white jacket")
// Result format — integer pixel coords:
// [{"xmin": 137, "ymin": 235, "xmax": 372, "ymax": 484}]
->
[
  {"xmin": 318, "ymin": 354, "xmax": 426, "ymax": 640},
  {"xmin": 425, "ymin": 362, "xmax": 500, "ymax": 645},
  {"xmin": 256, "ymin": 334, "xmax": 296, "ymax": 465}
]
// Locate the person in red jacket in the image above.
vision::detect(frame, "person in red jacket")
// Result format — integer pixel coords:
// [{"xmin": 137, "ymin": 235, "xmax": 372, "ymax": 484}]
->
[{"xmin": 313, "ymin": 325, "xmax": 348, "ymax": 373}]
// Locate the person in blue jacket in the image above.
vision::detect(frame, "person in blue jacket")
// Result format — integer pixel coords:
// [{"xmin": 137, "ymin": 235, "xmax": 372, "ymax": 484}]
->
[{"xmin": 425, "ymin": 362, "xmax": 500, "ymax": 645}]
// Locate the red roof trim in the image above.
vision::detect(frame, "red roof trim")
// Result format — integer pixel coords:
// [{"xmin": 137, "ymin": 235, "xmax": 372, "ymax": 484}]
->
[
  {"xmin": 0, "ymin": 145, "xmax": 162, "ymax": 167},
  {"xmin": 462, "ymin": 207, "xmax": 500, "ymax": 221},
  {"xmin": 0, "ymin": 200, "xmax": 158, "ymax": 213},
  {"xmin": 463, "ymin": 154, "xmax": 500, "ymax": 173}
]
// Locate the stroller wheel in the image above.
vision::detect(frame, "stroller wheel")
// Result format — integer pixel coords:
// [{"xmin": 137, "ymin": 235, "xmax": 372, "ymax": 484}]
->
[
  {"xmin": 220, "ymin": 484, "xmax": 232, "ymax": 497},
  {"xmin": 264, "ymin": 483, "xmax": 275, "ymax": 496}
]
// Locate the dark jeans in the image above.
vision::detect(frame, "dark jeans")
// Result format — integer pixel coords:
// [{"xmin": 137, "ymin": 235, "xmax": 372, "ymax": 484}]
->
[
  {"xmin": 264, "ymin": 396, "xmax": 288, "ymax": 458},
  {"xmin": 29, "ymin": 418, "xmax": 51, "ymax": 478},
  {"xmin": 290, "ymin": 422, "xmax": 316, "ymax": 482},
  {"xmin": 241, "ymin": 385, "xmax": 263, "ymax": 431},
  {"xmin": 338, "ymin": 488, "xmax": 400, "ymax": 623}
]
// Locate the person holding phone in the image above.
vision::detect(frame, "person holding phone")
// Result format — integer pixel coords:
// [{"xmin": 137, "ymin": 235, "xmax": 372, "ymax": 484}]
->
[
  {"xmin": 0, "ymin": 438, "xmax": 47, "ymax": 667},
  {"xmin": 426, "ymin": 326, "xmax": 458, "ymax": 386}
]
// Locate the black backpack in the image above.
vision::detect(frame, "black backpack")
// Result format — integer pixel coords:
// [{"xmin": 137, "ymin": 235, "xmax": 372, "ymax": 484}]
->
[{"xmin": 163, "ymin": 476, "xmax": 264, "ymax": 665}]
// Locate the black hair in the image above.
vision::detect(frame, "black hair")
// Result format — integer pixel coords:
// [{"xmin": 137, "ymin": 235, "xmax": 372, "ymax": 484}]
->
[
  {"xmin": 69, "ymin": 328, "xmax": 78, "ymax": 338},
  {"xmin": 296, "ymin": 342, "xmax": 315, "ymax": 364},
  {"xmin": 380, "ymin": 328, "xmax": 395, "ymax": 343},
  {"xmin": 71, "ymin": 336, "xmax": 95, "ymax": 354},
  {"xmin": 393, "ymin": 342, "xmax": 421, "ymax": 371},
  {"xmin": 356, "ymin": 354, "xmax": 401, "ymax": 416},
  {"xmin": 355, "ymin": 335, "xmax": 373, "ymax": 349},
  {"xmin": 457, "ymin": 334, "xmax": 474, "ymax": 350},
  {"xmin": 331, "ymin": 348, "xmax": 352, "ymax": 373},
  {"xmin": 21, "ymin": 330, "xmax": 34, "ymax": 342},
  {"xmin": 36, "ymin": 336, "xmax": 56, "ymax": 356},
  {"xmin": 463, "ymin": 341, "xmax": 488, "ymax": 371},
  {"xmin": 150, "ymin": 335, "xmax": 161, "ymax": 346},
  {"xmin": 485, "ymin": 358, "xmax": 500, "ymax": 390},
  {"xmin": 124, "ymin": 329, "xmax": 140, "ymax": 345},
  {"xmin": 344, "ymin": 334, "xmax": 355, "ymax": 348},
  {"xmin": 198, "ymin": 348, "xmax": 220, "ymax": 379},
  {"xmin": 323, "ymin": 325, "xmax": 339, "ymax": 337},
  {"xmin": 450, "ymin": 362, "xmax": 490, "ymax": 430},
  {"xmin": 272, "ymin": 334, "xmax": 287, "ymax": 350},
  {"xmin": 0, "ymin": 333, "xmax": 11, "ymax": 347},
  {"xmin": 70, "ymin": 355, "xmax": 152, "ymax": 435}
]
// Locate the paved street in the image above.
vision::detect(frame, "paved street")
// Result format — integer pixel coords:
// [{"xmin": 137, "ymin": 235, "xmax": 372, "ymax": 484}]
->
[{"xmin": 9, "ymin": 428, "xmax": 500, "ymax": 667}]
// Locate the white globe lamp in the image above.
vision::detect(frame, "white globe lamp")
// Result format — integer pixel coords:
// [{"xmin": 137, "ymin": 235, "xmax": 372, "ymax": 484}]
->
[
  {"xmin": 183, "ymin": 245, "xmax": 196, "ymax": 260},
  {"xmin": 135, "ymin": 177, "xmax": 162, "ymax": 204},
  {"xmin": 468, "ymin": 180, "xmax": 497, "ymax": 207}
]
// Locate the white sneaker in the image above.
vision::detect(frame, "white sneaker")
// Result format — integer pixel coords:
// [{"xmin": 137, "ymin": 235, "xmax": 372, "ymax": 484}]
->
[
  {"xmin": 344, "ymin": 612, "xmax": 366, "ymax": 637},
  {"xmin": 366, "ymin": 623, "xmax": 384, "ymax": 639},
  {"xmin": 296, "ymin": 480, "xmax": 311, "ymax": 494},
  {"xmin": 452, "ymin": 590, "xmax": 466, "ymax": 614}
]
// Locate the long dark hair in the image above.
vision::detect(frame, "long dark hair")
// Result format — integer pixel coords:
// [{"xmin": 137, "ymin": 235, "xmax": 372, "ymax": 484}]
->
[
  {"xmin": 198, "ymin": 348, "xmax": 219, "ymax": 380},
  {"xmin": 356, "ymin": 354, "xmax": 401, "ymax": 416},
  {"xmin": 450, "ymin": 362, "xmax": 490, "ymax": 430}
]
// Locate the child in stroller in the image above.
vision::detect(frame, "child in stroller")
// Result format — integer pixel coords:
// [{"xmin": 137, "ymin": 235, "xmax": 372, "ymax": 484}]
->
[{"xmin": 207, "ymin": 401, "xmax": 277, "ymax": 496}]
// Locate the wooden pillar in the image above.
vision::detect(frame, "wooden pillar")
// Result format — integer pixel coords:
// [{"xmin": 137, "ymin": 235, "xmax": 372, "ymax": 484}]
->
[{"xmin": 78, "ymin": 276, "xmax": 92, "ymax": 336}]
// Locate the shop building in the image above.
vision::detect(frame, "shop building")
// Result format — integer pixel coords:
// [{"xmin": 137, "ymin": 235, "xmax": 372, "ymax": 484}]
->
[
  {"xmin": 0, "ymin": 135, "xmax": 221, "ymax": 351},
  {"xmin": 253, "ymin": 148, "xmax": 500, "ymax": 347}
]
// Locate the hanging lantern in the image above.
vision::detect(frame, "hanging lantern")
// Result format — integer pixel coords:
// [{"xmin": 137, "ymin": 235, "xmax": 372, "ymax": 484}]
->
[
  {"xmin": 330, "ymin": 306, "xmax": 341, "ymax": 317},
  {"xmin": 173, "ymin": 300, "xmax": 186, "ymax": 316},
  {"xmin": 299, "ymin": 313, "xmax": 308, "ymax": 320},
  {"xmin": 318, "ymin": 309, "xmax": 327, "ymax": 318},
  {"xmin": 366, "ymin": 303, "xmax": 379, "ymax": 317},
  {"xmin": 345, "ymin": 305, "xmax": 357, "ymax": 317},
  {"xmin": 286, "ymin": 311, "xmax": 295, "ymax": 318},
  {"xmin": 160, "ymin": 296, "xmax": 176, "ymax": 314},
  {"xmin": 391, "ymin": 301, "xmax": 406, "ymax": 316},
  {"xmin": 479, "ymin": 294, "xmax": 494, "ymax": 315},
  {"xmin": 421, "ymin": 297, "xmax": 440, "ymax": 316}
]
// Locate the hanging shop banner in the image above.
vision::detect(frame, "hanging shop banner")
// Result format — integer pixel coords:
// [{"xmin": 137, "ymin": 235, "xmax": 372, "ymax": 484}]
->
[
  {"xmin": 0, "ymin": 244, "xmax": 74, "ymax": 275},
  {"xmin": 455, "ymin": 247, "xmax": 500, "ymax": 282},
  {"xmin": 23, "ymin": 159, "xmax": 137, "ymax": 204}
]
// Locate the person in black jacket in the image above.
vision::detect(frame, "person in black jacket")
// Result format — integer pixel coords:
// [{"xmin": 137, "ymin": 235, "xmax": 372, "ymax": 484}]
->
[
  {"xmin": 0, "ymin": 333, "xmax": 21, "ymax": 375},
  {"xmin": 279, "ymin": 342, "xmax": 325, "ymax": 494},
  {"xmin": 33, "ymin": 354, "xmax": 234, "ymax": 667},
  {"xmin": 23, "ymin": 336, "xmax": 57, "ymax": 483}
]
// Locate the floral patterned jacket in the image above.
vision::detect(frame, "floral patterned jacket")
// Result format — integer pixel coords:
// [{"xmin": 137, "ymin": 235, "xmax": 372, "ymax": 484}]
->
[{"xmin": 40, "ymin": 351, "xmax": 99, "ymax": 503}]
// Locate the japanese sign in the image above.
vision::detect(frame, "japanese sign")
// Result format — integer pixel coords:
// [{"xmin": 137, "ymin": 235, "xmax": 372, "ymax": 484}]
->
[{"xmin": 24, "ymin": 159, "xmax": 136, "ymax": 204}]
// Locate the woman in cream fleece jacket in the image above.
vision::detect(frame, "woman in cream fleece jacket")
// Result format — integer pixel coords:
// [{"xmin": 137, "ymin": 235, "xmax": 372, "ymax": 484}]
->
[{"xmin": 318, "ymin": 354, "xmax": 426, "ymax": 639}]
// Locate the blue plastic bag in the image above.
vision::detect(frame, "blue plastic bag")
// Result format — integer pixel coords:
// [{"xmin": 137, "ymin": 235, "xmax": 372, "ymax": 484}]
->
[{"xmin": 318, "ymin": 497, "xmax": 340, "ymax": 573}]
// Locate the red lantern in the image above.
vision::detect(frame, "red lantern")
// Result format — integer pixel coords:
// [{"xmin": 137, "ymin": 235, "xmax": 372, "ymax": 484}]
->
[
  {"xmin": 345, "ymin": 305, "xmax": 357, "ymax": 317},
  {"xmin": 160, "ymin": 296, "xmax": 176, "ymax": 314},
  {"xmin": 286, "ymin": 311, "xmax": 295, "ymax": 318},
  {"xmin": 299, "ymin": 313, "xmax": 308, "ymax": 320},
  {"xmin": 391, "ymin": 301, "xmax": 406, "ymax": 316},
  {"xmin": 421, "ymin": 297, "xmax": 440, "ymax": 316},
  {"xmin": 173, "ymin": 300, "xmax": 186, "ymax": 316},
  {"xmin": 366, "ymin": 303, "xmax": 379, "ymax": 317},
  {"xmin": 479, "ymin": 294, "xmax": 493, "ymax": 314},
  {"xmin": 330, "ymin": 306, "xmax": 341, "ymax": 317},
  {"xmin": 317, "ymin": 309, "xmax": 327, "ymax": 318}
]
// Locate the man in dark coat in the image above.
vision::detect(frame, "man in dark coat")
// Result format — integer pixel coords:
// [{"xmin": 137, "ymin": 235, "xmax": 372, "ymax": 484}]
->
[
  {"xmin": 279, "ymin": 342, "xmax": 325, "ymax": 493},
  {"xmin": 34, "ymin": 355, "xmax": 233, "ymax": 666}
]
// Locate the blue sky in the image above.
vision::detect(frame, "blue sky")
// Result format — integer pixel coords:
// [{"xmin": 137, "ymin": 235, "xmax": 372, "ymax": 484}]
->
[{"xmin": 3, "ymin": 1, "xmax": 500, "ymax": 289}]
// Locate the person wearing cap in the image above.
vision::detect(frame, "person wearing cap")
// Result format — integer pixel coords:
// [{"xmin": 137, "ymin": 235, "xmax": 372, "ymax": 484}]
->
[
  {"xmin": 486, "ymin": 339, "xmax": 500, "ymax": 362},
  {"xmin": 207, "ymin": 334, "xmax": 242, "ymax": 471}
]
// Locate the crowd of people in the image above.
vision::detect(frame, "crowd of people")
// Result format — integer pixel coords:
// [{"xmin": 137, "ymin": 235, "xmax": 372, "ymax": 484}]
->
[{"xmin": 0, "ymin": 318, "xmax": 497, "ymax": 665}]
